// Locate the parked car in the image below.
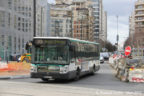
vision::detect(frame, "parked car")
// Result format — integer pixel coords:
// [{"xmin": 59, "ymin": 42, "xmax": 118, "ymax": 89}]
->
[
  {"xmin": 100, "ymin": 52, "xmax": 110, "ymax": 60},
  {"xmin": 100, "ymin": 56, "xmax": 104, "ymax": 63}
]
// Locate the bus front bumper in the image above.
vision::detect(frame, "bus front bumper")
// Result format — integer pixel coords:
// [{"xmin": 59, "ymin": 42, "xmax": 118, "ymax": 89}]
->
[{"xmin": 31, "ymin": 72, "xmax": 76, "ymax": 80}]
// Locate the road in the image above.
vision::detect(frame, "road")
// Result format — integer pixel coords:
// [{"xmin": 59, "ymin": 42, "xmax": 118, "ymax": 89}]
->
[{"xmin": 0, "ymin": 62, "xmax": 144, "ymax": 96}]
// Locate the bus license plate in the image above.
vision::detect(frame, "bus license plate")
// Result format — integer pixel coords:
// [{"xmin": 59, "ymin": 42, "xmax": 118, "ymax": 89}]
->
[{"xmin": 44, "ymin": 76, "xmax": 52, "ymax": 79}]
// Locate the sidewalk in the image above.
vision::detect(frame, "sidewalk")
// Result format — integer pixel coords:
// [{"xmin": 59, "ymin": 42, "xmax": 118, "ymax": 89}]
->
[{"xmin": 0, "ymin": 61, "xmax": 30, "ymax": 79}]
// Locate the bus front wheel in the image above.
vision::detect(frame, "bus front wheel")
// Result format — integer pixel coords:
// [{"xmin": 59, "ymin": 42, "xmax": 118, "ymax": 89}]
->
[
  {"xmin": 41, "ymin": 78, "xmax": 49, "ymax": 82},
  {"xmin": 91, "ymin": 65, "xmax": 96, "ymax": 75}
]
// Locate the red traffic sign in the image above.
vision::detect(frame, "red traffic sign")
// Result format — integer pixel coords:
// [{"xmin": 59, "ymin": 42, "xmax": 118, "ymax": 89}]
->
[{"xmin": 125, "ymin": 46, "xmax": 131, "ymax": 56}]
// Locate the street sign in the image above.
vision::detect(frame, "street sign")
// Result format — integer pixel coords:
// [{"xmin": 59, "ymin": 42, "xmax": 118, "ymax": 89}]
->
[{"xmin": 125, "ymin": 46, "xmax": 131, "ymax": 56}]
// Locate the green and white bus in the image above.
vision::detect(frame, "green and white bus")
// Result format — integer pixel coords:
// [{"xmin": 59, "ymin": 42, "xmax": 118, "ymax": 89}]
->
[{"xmin": 30, "ymin": 37, "xmax": 100, "ymax": 81}]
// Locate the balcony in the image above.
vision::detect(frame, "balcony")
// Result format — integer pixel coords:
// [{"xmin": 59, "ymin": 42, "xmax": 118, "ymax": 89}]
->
[
  {"xmin": 135, "ymin": 8, "xmax": 144, "ymax": 11},
  {"xmin": 135, "ymin": 24, "xmax": 144, "ymax": 28},
  {"xmin": 135, "ymin": 19, "xmax": 144, "ymax": 22},
  {"xmin": 135, "ymin": 2, "xmax": 144, "ymax": 6},
  {"xmin": 135, "ymin": 13, "xmax": 144, "ymax": 17}
]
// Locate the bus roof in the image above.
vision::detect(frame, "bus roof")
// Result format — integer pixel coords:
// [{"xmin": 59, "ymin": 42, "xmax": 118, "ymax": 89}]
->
[{"xmin": 33, "ymin": 37, "xmax": 99, "ymax": 45}]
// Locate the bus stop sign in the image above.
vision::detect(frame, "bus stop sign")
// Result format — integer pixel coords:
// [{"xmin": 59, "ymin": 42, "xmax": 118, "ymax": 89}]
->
[{"xmin": 125, "ymin": 46, "xmax": 131, "ymax": 56}]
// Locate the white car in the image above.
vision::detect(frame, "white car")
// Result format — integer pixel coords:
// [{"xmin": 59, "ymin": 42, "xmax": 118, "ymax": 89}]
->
[
  {"xmin": 100, "ymin": 52, "xmax": 109, "ymax": 60},
  {"xmin": 100, "ymin": 56, "xmax": 104, "ymax": 63}
]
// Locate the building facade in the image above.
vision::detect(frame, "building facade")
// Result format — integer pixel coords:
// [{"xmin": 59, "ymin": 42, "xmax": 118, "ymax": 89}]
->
[
  {"xmin": 100, "ymin": 10, "xmax": 107, "ymax": 41},
  {"xmin": 129, "ymin": 0, "xmax": 144, "ymax": 47},
  {"xmin": 50, "ymin": 4, "xmax": 72, "ymax": 37},
  {"xmin": 0, "ymin": 0, "xmax": 51, "ymax": 61},
  {"xmin": 91, "ymin": 0, "xmax": 102, "ymax": 42},
  {"xmin": 72, "ymin": 0, "xmax": 95, "ymax": 41},
  {"xmin": 53, "ymin": 0, "xmax": 107, "ymax": 42},
  {"xmin": 0, "ymin": 0, "xmax": 34, "ymax": 60},
  {"xmin": 129, "ymin": 12, "xmax": 135, "ymax": 40},
  {"xmin": 134, "ymin": 0, "xmax": 144, "ymax": 47},
  {"xmin": 36, "ymin": 0, "xmax": 50, "ymax": 37},
  {"xmin": 55, "ymin": 0, "xmax": 73, "ymax": 4}
]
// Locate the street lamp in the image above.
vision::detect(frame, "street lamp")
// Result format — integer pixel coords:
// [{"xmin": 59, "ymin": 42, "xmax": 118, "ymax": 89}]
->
[
  {"xmin": 116, "ymin": 16, "xmax": 119, "ymax": 51},
  {"xmin": 33, "ymin": 0, "xmax": 36, "ymax": 37}
]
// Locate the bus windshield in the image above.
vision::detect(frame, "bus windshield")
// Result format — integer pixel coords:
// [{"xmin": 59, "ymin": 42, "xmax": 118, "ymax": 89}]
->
[{"xmin": 33, "ymin": 46, "xmax": 69, "ymax": 64}]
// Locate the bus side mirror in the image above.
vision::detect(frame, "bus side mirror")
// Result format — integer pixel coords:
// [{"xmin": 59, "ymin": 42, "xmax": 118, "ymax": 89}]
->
[
  {"xmin": 25, "ymin": 41, "xmax": 32, "ymax": 51},
  {"xmin": 69, "ymin": 45, "xmax": 75, "ymax": 51},
  {"xmin": 25, "ymin": 43, "xmax": 29, "ymax": 50}
]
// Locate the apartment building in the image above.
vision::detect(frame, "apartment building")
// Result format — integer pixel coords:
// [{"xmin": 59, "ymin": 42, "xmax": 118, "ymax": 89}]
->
[
  {"xmin": 53, "ymin": 0, "xmax": 106, "ymax": 42},
  {"xmin": 129, "ymin": 0, "xmax": 144, "ymax": 47},
  {"xmin": 134, "ymin": 0, "xmax": 144, "ymax": 47},
  {"xmin": 91, "ymin": 0, "xmax": 101, "ymax": 42},
  {"xmin": 55, "ymin": 0, "xmax": 73, "ymax": 4},
  {"xmin": 50, "ymin": 4, "xmax": 72, "ymax": 37},
  {"xmin": 72, "ymin": 0, "xmax": 95, "ymax": 41}
]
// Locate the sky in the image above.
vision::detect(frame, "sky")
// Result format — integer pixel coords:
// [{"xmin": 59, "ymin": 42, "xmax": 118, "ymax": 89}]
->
[
  {"xmin": 48, "ymin": 0, "xmax": 136, "ymax": 46},
  {"xmin": 103, "ymin": 0, "xmax": 136, "ymax": 46}
]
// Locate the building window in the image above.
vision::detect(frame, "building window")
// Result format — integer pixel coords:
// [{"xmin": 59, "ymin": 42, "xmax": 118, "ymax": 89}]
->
[
  {"xmin": 14, "ymin": 37, "xmax": 16, "ymax": 54},
  {"xmin": 2, "ymin": 35, "xmax": 5, "ymax": 46},
  {"xmin": 137, "ymin": 11, "xmax": 143, "ymax": 14},
  {"xmin": 8, "ymin": 13, "xmax": 11, "ymax": 27},
  {"xmin": 8, "ymin": 0, "xmax": 12, "ymax": 9},
  {"xmin": 137, "ymin": 5, "xmax": 143, "ymax": 9},
  {"xmin": 0, "ymin": 11, "xmax": 5, "ymax": 27},
  {"xmin": 18, "ymin": 38, "xmax": 21, "ymax": 51}
]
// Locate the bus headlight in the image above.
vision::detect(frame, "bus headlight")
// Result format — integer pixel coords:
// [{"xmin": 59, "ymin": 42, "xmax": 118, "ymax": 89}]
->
[
  {"xmin": 31, "ymin": 64, "xmax": 37, "ymax": 73},
  {"xmin": 60, "ymin": 66, "xmax": 69, "ymax": 74}
]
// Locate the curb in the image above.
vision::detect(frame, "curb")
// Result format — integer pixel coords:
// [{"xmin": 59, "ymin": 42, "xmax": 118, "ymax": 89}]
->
[{"xmin": 0, "ymin": 75, "xmax": 30, "ymax": 80}]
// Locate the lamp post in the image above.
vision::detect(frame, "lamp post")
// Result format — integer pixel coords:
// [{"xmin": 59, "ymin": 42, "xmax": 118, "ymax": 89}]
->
[
  {"xmin": 116, "ymin": 16, "xmax": 119, "ymax": 51},
  {"xmin": 33, "ymin": 0, "xmax": 36, "ymax": 37}
]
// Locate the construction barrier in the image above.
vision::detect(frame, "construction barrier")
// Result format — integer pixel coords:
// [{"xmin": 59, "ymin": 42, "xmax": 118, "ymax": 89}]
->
[
  {"xmin": 129, "ymin": 68, "xmax": 144, "ymax": 82},
  {"xmin": 0, "ymin": 61, "xmax": 30, "ymax": 72},
  {"xmin": 0, "ymin": 62, "xmax": 8, "ymax": 71},
  {"xmin": 112, "ymin": 58, "xmax": 144, "ymax": 83}
]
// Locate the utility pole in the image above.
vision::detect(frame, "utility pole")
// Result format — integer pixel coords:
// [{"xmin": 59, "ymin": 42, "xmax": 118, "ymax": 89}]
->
[{"xmin": 33, "ymin": 0, "xmax": 36, "ymax": 37}]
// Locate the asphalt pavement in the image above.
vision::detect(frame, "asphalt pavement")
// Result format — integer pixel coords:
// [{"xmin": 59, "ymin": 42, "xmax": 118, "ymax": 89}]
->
[{"xmin": 2, "ymin": 62, "xmax": 144, "ymax": 93}]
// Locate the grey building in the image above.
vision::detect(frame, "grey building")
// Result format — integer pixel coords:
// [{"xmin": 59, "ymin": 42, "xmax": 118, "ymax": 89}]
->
[
  {"xmin": 46, "ymin": 3, "xmax": 51, "ymax": 36},
  {"xmin": 0, "ymin": 0, "xmax": 51, "ymax": 61},
  {"xmin": 35, "ymin": 0, "xmax": 51, "ymax": 37},
  {"xmin": 0, "ymin": 0, "xmax": 34, "ymax": 60},
  {"xmin": 91, "ymin": 0, "xmax": 102, "ymax": 42},
  {"xmin": 91, "ymin": 0, "xmax": 107, "ymax": 42},
  {"xmin": 101, "ymin": 10, "xmax": 107, "ymax": 41}
]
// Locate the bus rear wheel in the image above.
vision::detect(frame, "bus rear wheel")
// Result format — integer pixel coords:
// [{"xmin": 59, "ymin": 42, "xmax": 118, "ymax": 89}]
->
[{"xmin": 74, "ymin": 69, "xmax": 80, "ymax": 81}]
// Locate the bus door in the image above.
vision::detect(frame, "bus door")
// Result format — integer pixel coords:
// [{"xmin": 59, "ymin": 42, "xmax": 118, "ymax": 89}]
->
[{"xmin": 69, "ymin": 45, "xmax": 77, "ymax": 71}]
